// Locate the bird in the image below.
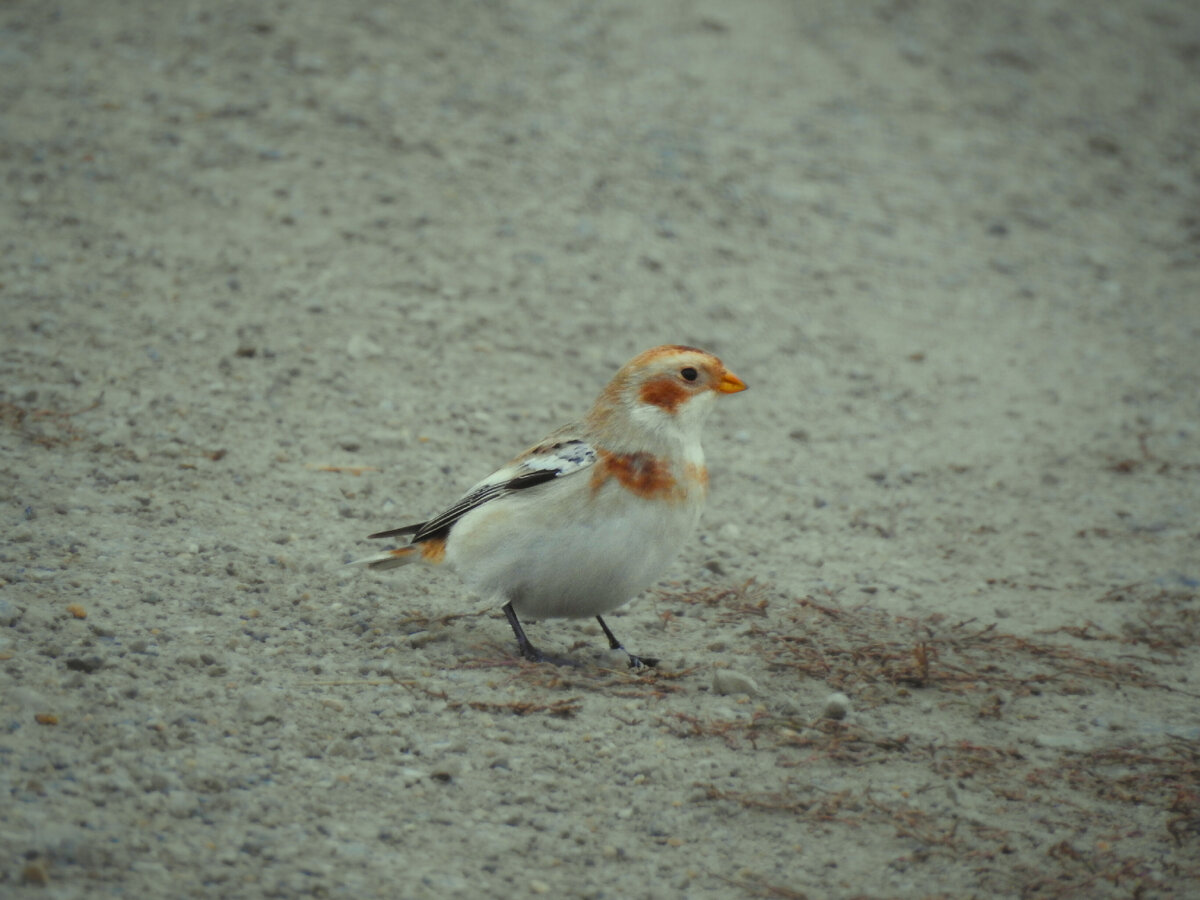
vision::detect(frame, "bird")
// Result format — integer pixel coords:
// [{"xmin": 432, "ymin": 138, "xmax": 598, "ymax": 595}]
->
[{"xmin": 353, "ymin": 345, "xmax": 747, "ymax": 667}]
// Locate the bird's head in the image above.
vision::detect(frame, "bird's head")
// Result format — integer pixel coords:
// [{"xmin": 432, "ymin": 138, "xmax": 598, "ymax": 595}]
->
[{"xmin": 590, "ymin": 345, "xmax": 746, "ymax": 448}]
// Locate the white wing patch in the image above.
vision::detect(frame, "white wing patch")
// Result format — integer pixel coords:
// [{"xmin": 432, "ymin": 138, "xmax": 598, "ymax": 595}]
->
[{"xmin": 519, "ymin": 439, "xmax": 597, "ymax": 474}]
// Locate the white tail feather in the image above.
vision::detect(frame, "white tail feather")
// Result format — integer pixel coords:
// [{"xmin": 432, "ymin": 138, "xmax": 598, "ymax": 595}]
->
[{"xmin": 350, "ymin": 546, "xmax": 420, "ymax": 571}]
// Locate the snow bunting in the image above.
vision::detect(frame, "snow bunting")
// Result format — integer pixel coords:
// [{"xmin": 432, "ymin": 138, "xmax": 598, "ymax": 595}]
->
[{"xmin": 355, "ymin": 345, "xmax": 746, "ymax": 667}]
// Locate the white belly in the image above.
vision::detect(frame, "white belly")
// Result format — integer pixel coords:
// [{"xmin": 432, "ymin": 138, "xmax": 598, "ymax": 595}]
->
[{"xmin": 444, "ymin": 477, "xmax": 703, "ymax": 619}]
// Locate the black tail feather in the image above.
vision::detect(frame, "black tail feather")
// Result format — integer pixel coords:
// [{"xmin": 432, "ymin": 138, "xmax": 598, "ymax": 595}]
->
[{"xmin": 367, "ymin": 523, "xmax": 424, "ymax": 540}]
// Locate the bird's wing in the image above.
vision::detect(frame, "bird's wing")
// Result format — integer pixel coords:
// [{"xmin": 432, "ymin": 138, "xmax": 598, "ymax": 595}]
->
[{"xmin": 367, "ymin": 433, "xmax": 597, "ymax": 544}]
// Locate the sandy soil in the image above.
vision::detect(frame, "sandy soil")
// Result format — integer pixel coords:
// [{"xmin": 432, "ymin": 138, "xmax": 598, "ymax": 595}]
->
[{"xmin": 3, "ymin": 1, "xmax": 1199, "ymax": 897}]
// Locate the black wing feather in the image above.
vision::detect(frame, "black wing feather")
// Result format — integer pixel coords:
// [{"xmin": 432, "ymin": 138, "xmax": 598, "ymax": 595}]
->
[{"xmin": 366, "ymin": 523, "xmax": 423, "ymax": 541}]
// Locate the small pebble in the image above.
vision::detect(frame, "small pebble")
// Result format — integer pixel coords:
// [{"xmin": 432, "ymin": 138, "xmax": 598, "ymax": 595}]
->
[
  {"xmin": 430, "ymin": 759, "xmax": 461, "ymax": 781},
  {"xmin": 64, "ymin": 656, "xmax": 104, "ymax": 674},
  {"xmin": 398, "ymin": 767, "xmax": 428, "ymax": 786},
  {"xmin": 409, "ymin": 629, "xmax": 449, "ymax": 649},
  {"xmin": 1032, "ymin": 733, "xmax": 1090, "ymax": 752},
  {"xmin": 347, "ymin": 334, "xmax": 384, "ymax": 359},
  {"xmin": 712, "ymin": 669, "xmax": 759, "ymax": 696},
  {"xmin": 238, "ymin": 687, "xmax": 278, "ymax": 724},
  {"xmin": 774, "ymin": 697, "xmax": 804, "ymax": 717},
  {"xmin": 823, "ymin": 692, "xmax": 851, "ymax": 720},
  {"xmin": 167, "ymin": 793, "xmax": 195, "ymax": 819},
  {"xmin": 716, "ymin": 522, "xmax": 741, "ymax": 542},
  {"xmin": 0, "ymin": 598, "xmax": 20, "ymax": 626}
]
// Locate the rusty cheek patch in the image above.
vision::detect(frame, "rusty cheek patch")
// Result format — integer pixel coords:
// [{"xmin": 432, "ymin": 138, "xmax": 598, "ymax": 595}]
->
[
  {"xmin": 592, "ymin": 451, "xmax": 683, "ymax": 500},
  {"xmin": 638, "ymin": 376, "xmax": 689, "ymax": 414},
  {"xmin": 685, "ymin": 462, "xmax": 709, "ymax": 495},
  {"xmin": 418, "ymin": 538, "xmax": 447, "ymax": 563}
]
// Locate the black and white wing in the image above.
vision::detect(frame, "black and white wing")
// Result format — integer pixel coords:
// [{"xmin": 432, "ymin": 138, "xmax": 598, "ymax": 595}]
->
[{"xmin": 367, "ymin": 436, "xmax": 597, "ymax": 544}]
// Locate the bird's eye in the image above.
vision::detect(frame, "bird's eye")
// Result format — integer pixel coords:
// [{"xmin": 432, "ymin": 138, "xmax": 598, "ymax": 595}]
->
[{"xmin": 680, "ymin": 367, "xmax": 698, "ymax": 382}]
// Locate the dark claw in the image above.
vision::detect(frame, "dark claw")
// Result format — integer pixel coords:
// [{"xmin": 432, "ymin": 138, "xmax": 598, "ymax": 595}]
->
[
  {"xmin": 518, "ymin": 643, "xmax": 545, "ymax": 664},
  {"xmin": 626, "ymin": 654, "xmax": 659, "ymax": 670},
  {"xmin": 518, "ymin": 643, "xmax": 581, "ymax": 668}
]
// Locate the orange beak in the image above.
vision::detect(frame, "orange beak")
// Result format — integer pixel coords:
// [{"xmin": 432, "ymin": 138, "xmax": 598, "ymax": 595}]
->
[{"xmin": 717, "ymin": 370, "xmax": 748, "ymax": 394}]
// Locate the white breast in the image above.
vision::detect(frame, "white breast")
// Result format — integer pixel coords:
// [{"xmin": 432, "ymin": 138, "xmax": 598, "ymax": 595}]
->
[{"xmin": 443, "ymin": 472, "xmax": 704, "ymax": 619}]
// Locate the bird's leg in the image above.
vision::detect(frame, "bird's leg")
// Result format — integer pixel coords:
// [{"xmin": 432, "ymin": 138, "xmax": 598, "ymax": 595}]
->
[
  {"xmin": 596, "ymin": 615, "xmax": 658, "ymax": 669},
  {"xmin": 502, "ymin": 602, "xmax": 578, "ymax": 667},
  {"xmin": 502, "ymin": 602, "xmax": 543, "ymax": 662}
]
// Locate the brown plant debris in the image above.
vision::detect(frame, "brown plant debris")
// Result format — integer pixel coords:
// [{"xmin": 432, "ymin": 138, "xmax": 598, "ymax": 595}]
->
[
  {"xmin": 701, "ymin": 782, "xmax": 961, "ymax": 847},
  {"xmin": 759, "ymin": 601, "xmax": 1171, "ymax": 701},
  {"xmin": 1029, "ymin": 739, "xmax": 1200, "ymax": 847},
  {"xmin": 1, "ymin": 396, "xmax": 101, "ymax": 447},
  {"xmin": 659, "ymin": 577, "xmax": 772, "ymax": 621}
]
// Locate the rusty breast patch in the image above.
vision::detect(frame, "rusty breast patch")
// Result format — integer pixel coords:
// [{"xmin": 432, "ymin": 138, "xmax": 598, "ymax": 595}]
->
[{"xmin": 591, "ymin": 450, "xmax": 702, "ymax": 502}]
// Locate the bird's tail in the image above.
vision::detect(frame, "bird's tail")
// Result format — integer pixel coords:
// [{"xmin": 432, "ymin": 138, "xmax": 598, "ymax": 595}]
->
[
  {"xmin": 350, "ymin": 536, "xmax": 447, "ymax": 571},
  {"xmin": 350, "ymin": 545, "xmax": 422, "ymax": 571}
]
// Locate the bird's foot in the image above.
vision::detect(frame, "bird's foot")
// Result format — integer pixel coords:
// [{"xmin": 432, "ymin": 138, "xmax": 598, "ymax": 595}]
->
[
  {"xmin": 517, "ymin": 644, "xmax": 581, "ymax": 668},
  {"xmin": 624, "ymin": 652, "xmax": 659, "ymax": 670},
  {"xmin": 504, "ymin": 602, "xmax": 576, "ymax": 666},
  {"xmin": 595, "ymin": 615, "xmax": 657, "ymax": 670}
]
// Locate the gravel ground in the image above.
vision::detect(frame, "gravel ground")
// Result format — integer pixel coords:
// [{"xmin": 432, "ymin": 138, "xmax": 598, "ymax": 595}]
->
[{"xmin": 3, "ymin": 1, "xmax": 1199, "ymax": 897}]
